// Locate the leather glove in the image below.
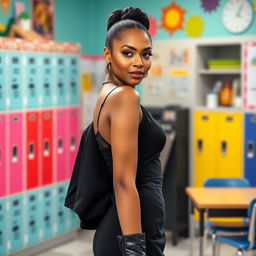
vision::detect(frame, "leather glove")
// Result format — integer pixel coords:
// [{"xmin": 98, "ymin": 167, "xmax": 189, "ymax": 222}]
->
[{"xmin": 117, "ymin": 232, "xmax": 146, "ymax": 255}]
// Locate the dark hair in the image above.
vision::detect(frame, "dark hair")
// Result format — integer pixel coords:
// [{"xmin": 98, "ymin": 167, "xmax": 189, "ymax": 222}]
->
[{"xmin": 105, "ymin": 7, "xmax": 151, "ymax": 50}]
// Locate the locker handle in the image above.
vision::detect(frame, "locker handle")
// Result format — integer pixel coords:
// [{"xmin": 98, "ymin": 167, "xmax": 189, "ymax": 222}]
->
[
  {"xmin": 29, "ymin": 143, "xmax": 35, "ymax": 159},
  {"xmin": 221, "ymin": 141, "xmax": 227, "ymax": 155},
  {"xmin": 58, "ymin": 138, "xmax": 63, "ymax": 153},
  {"xmin": 70, "ymin": 136, "xmax": 75, "ymax": 151},
  {"xmin": 12, "ymin": 146, "xmax": 18, "ymax": 162},
  {"xmin": 247, "ymin": 141, "xmax": 254, "ymax": 159},
  {"xmin": 44, "ymin": 140, "xmax": 50, "ymax": 156},
  {"xmin": 197, "ymin": 139, "xmax": 203, "ymax": 153}
]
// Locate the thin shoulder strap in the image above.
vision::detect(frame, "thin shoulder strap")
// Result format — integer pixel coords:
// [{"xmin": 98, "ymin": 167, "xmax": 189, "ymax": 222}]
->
[{"xmin": 97, "ymin": 86, "xmax": 119, "ymax": 130}]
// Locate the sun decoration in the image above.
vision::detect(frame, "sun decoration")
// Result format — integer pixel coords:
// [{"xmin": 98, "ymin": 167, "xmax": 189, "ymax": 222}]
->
[
  {"xmin": 148, "ymin": 16, "xmax": 158, "ymax": 38},
  {"xmin": 161, "ymin": 1, "xmax": 186, "ymax": 35},
  {"xmin": 185, "ymin": 16, "xmax": 205, "ymax": 38},
  {"xmin": 201, "ymin": 0, "xmax": 220, "ymax": 13}
]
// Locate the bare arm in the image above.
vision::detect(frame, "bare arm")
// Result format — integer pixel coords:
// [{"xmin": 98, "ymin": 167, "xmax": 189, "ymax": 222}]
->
[{"xmin": 110, "ymin": 87, "xmax": 142, "ymax": 235}]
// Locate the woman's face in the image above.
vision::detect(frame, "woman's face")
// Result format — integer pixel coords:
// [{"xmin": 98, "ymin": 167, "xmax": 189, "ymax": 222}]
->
[{"xmin": 104, "ymin": 28, "xmax": 152, "ymax": 87}]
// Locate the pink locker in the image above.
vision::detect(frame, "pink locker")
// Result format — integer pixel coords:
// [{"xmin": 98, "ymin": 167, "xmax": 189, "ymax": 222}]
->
[
  {"xmin": 67, "ymin": 107, "xmax": 80, "ymax": 178},
  {"xmin": 0, "ymin": 114, "xmax": 7, "ymax": 196},
  {"xmin": 9, "ymin": 113, "xmax": 23, "ymax": 194},
  {"xmin": 55, "ymin": 108, "xmax": 68, "ymax": 182}
]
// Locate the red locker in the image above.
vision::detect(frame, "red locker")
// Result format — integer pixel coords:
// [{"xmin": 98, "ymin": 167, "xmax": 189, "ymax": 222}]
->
[
  {"xmin": 40, "ymin": 110, "xmax": 53, "ymax": 185},
  {"xmin": 0, "ymin": 114, "xmax": 7, "ymax": 196},
  {"xmin": 26, "ymin": 111, "xmax": 39, "ymax": 189}
]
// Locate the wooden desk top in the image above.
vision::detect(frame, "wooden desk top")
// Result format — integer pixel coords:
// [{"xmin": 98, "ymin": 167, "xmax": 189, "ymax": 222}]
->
[{"xmin": 186, "ymin": 187, "xmax": 256, "ymax": 209}]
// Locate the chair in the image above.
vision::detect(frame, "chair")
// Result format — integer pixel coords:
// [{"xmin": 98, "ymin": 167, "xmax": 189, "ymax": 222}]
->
[
  {"xmin": 216, "ymin": 198, "xmax": 256, "ymax": 256},
  {"xmin": 203, "ymin": 178, "xmax": 250, "ymax": 256}
]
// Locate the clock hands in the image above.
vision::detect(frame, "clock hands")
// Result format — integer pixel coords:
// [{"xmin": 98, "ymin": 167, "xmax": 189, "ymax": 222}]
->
[{"xmin": 236, "ymin": 0, "xmax": 245, "ymax": 17}]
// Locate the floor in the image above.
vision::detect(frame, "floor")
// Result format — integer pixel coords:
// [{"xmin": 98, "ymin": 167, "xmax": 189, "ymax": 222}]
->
[{"xmin": 35, "ymin": 229, "xmax": 256, "ymax": 256}]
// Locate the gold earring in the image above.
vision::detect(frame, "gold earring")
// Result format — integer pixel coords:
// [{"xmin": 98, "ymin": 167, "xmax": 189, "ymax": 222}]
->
[{"xmin": 144, "ymin": 72, "xmax": 148, "ymax": 78}]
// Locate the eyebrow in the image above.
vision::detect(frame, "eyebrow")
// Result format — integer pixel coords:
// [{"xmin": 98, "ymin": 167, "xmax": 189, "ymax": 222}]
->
[{"xmin": 121, "ymin": 45, "xmax": 152, "ymax": 51}]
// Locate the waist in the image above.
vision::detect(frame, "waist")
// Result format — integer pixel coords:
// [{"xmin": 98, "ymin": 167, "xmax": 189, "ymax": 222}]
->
[{"xmin": 136, "ymin": 176, "xmax": 163, "ymax": 188}]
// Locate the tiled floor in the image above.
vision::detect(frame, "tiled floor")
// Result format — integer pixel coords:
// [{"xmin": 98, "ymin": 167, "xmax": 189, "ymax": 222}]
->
[{"xmin": 35, "ymin": 229, "xmax": 256, "ymax": 256}]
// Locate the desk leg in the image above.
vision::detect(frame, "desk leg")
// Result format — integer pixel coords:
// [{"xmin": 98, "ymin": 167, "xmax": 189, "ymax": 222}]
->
[
  {"xmin": 189, "ymin": 199, "xmax": 195, "ymax": 256},
  {"xmin": 199, "ymin": 209, "xmax": 205, "ymax": 256}
]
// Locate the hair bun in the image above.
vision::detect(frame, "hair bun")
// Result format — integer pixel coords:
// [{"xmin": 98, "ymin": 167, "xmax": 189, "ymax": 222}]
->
[{"xmin": 107, "ymin": 7, "xmax": 149, "ymax": 31}]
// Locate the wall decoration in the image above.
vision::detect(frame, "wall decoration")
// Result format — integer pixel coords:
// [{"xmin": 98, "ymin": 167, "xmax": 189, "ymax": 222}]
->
[
  {"xmin": 0, "ymin": 0, "xmax": 11, "ymax": 15},
  {"xmin": 31, "ymin": 0, "xmax": 54, "ymax": 40},
  {"xmin": 185, "ymin": 16, "xmax": 204, "ymax": 37},
  {"xmin": 148, "ymin": 16, "xmax": 158, "ymax": 38},
  {"xmin": 201, "ymin": 0, "xmax": 220, "ymax": 12},
  {"xmin": 161, "ymin": 1, "xmax": 186, "ymax": 35},
  {"xmin": 168, "ymin": 71, "xmax": 189, "ymax": 97},
  {"xmin": 169, "ymin": 47, "xmax": 190, "ymax": 66},
  {"xmin": 254, "ymin": 0, "xmax": 256, "ymax": 11}
]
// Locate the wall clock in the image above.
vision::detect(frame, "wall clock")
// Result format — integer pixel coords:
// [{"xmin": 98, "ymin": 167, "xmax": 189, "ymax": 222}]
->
[{"xmin": 222, "ymin": 0, "xmax": 253, "ymax": 33}]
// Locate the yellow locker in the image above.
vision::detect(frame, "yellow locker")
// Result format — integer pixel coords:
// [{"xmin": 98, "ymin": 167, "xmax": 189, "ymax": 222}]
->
[
  {"xmin": 216, "ymin": 113, "xmax": 243, "ymax": 178},
  {"xmin": 194, "ymin": 111, "xmax": 217, "ymax": 187}
]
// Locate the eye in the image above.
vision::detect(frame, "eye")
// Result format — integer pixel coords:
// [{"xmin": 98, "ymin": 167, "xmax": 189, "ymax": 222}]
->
[
  {"xmin": 121, "ymin": 51, "xmax": 133, "ymax": 57},
  {"xmin": 143, "ymin": 52, "xmax": 153, "ymax": 59}
]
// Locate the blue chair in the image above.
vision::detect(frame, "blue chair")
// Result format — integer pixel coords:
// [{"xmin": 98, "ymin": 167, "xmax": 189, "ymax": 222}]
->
[
  {"xmin": 216, "ymin": 198, "xmax": 256, "ymax": 256},
  {"xmin": 203, "ymin": 178, "xmax": 250, "ymax": 256}
]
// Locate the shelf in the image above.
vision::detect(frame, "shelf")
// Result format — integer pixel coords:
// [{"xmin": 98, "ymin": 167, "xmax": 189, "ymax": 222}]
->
[
  {"xmin": 198, "ymin": 69, "xmax": 241, "ymax": 75},
  {"xmin": 194, "ymin": 106, "xmax": 243, "ymax": 112}
]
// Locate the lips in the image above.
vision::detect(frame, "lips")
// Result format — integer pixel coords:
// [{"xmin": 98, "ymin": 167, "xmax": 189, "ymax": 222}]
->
[{"xmin": 129, "ymin": 71, "xmax": 144, "ymax": 79}]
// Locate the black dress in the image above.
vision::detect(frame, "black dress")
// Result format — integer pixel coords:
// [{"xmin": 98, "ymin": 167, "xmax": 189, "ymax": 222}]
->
[{"xmin": 93, "ymin": 86, "xmax": 167, "ymax": 256}]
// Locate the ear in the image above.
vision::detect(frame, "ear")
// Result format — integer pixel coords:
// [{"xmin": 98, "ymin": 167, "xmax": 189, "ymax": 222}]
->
[{"xmin": 104, "ymin": 47, "xmax": 111, "ymax": 63}]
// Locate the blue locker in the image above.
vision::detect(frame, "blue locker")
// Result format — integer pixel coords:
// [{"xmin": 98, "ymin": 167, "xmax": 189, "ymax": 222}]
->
[
  {"xmin": 55, "ymin": 55, "xmax": 67, "ymax": 106},
  {"xmin": 25, "ymin": 53, "xmax": 39, "ymax": 109},
  {"xmin": 0, "ymin": 199, "xmax": 7, "ymax": 256},
  {"xmin": 40, "ymin": 186, "xmax": 54, "ymax": 240},
  {"xmin": 244, "ymin": 113, "xmax": 256, "ymax": 186},
  {"xmin": 0, "ymin": 52, "xmax": 7, "ymax": 110},
  {"xmin": 9, "ymin": 194, "xmax": 23, "ymax": 252},
  {"xmin": 7, "ymin": 52, "xmax": 23, "ymax": 110},
  {"xmin": 56, "ymin": 183, "xmax": 68, "ymax": 234},
  {"xmin": 68, "ymin": 55, "xmax": 80, "ymax": 105},
  {"xmin": 26, "ymin": 190, "xmax": 39, "ymax": 246},
  {"xmin": 41, "ymin": 54, "xmax": 53, "ymax": 108}
]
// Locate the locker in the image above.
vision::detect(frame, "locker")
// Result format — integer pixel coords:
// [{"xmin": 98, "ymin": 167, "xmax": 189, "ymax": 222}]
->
[
  {"xmin": 244, "ymin": 114, "xmax": 256, "ymax": 186},
  {"xmin": 40, "ymin": 186, "xmax": 54, "ymax": 240},
  {"xmin": 41, "ymin": 54, "xmax": 53, "ymax": 108},
  {"xmin": 40, "ymin": 110, "xmax": 53, "ymax": 185},
  {"xmin": 68, "ymin": 55, "xmax": 80, "ymax": 105},
  {"xmin": 0, "ymin": 52, "xmax": 6, "ymax": 110},
  {"xmin": 25, "ymin": 190, "xmax": 39, "ymax": 246},
  {"xmin": 55, "ymin": 55, "xmax": 67, "ymax": 106},
  {"xmin": 26, "ymin": 111, "xmax": 39, "ymax": 190},
  {"xmin": 216, "ymin": 113, "xmax": 243, "ymax": 178},
  {"xmin": 56, "ymin": 183, "xmax": 68, "ymax": 234},
  {"xmin": 9, "ymin": 113, "xmax": 23, "ymax": 194},
  {"xmin": 0, "ymin": 114, "xmax": 7, "ymax": 197},
  {"xmin": 9, "ymin": 194, "xmax": 23, "ymax": 252},
  {"xmin": 7, "ymin": 52, "xmax": 23, "ymax": 110},
  {"xmin": 194, "ymin": 112, "xmax": 217, "ymax": 187},
  {"xmin": 67, "ymin": 107, "xmax": 80, "ymax": 179},
  {"xmin": 0, "ymin": 199, "xmax": 7, "ymax": 256},
  {"xmin": 25, "ymin": 53, "xmax": 39, "ymax": 109},
  {"xmin": 56, "ymin": 109, "xmax": 68, "ymax": 182}
]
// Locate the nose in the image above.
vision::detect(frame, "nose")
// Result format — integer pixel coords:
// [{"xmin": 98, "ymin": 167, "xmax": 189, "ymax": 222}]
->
[{"xmin": 133, "ymin": 54, "xmax": 143, "ymax": 67}]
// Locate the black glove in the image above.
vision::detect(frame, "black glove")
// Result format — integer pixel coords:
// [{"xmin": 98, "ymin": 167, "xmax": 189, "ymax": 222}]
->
[{"xmin": 117, "ymin": 232, "xmax": 146, "ymax": 255}]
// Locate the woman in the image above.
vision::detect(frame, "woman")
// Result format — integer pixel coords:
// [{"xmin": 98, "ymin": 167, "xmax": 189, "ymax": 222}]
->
[{"xmin": 92, "ymin": 7, "xmax": 167, "ymax": 256}]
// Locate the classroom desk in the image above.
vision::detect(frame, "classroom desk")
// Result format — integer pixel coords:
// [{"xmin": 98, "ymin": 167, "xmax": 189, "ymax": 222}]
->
[{"xmin": 185, "ymin": 187, "xmax": 256, "ymax": 256}]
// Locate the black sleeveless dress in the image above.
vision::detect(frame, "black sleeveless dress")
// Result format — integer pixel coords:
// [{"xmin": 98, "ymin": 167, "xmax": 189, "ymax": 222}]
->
[{"xmin": 93, "ymin": 86, "xmax": 167, "ymax": 256}]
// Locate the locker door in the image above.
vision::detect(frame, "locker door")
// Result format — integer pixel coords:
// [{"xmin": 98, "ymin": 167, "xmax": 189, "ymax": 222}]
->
[
  {"xmin": 26, "ymin": 190, "xmax": 39, "ymax": 246},
  {"xmin": 41, "ymin": 54, "xmax": 53, "ymax": 108},
  {"xmin": 56, "ymin": 109, "xmax": 68, "ymax": 181},
  {"xmin": 26, "ymin": 112, "xmax": 39, "ymax": 189},
  {"xmin": 25, "ymin": 53, "xmax": 39, "ymax": 109},
  {"xmin": 0, "ymin": 199, "xmax": 7, "ymax": 255},
  {"xmin": 7, "ymin": 52, "xmax": 23, "ymax": 110},
  {"xmin": 244, "ymin": 114, "xmax": 256, "ymax": 186},
  {"xmin": 0, "ymin": 114, "xmax": 7, "ymax": 196},
  {"xmin": 41, "ymin": 110, "xmax": 53, "ymax": 185},
  {"xmin": 194, "ymin": 111, "xmax": 217, "ymax": 187},
  {"xmin": 216, "ymin": 113, "xmax": 243, "ymax": 178},
  {"xmin": 9, "ymin": 194, "xmax": 23, "ymax": 252},
  {"xmin": 9, "ymin": 113, "xmax": 23, "ymax": 194},
  {"xmin": 0, "ymin": 52, "xmax": 7, "ymax": 110},
  {"xmin": 67, "ymin": 107, "xmax": 80, "ymax": 179},
  {"xmin": 68, "ymin": 55, "xmax": 80, "ymax": 105}
]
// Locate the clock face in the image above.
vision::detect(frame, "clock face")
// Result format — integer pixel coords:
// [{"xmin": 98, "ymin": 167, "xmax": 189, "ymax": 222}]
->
[{"xmin": 222, "ymin": 0, "xmax": 253, "ymax": 33}]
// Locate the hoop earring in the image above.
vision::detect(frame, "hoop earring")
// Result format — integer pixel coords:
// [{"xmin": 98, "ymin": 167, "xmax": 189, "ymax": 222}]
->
[
  {"xmin": 107, "ymin": 62, "xmax": 111, "ymax": 72},
  {"xmin": 144, "ymin": 72, "xmax": 148, "ymax": 78}
]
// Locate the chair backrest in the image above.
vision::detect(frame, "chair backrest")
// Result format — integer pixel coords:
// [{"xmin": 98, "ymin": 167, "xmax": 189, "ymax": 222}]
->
[
  {"xmin": 204, "ymin": 178, "xmax": 250, "ymax": 188},
  {"xmin": 248, "ymin": 198, "xmax": 256, "ymax": 249}
]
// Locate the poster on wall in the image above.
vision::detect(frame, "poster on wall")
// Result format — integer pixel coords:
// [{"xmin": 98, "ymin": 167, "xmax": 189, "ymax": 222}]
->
[
  {"xmin": 31, "ymin": 0, "xmax": 54, "ymax": 40},
  {"xmin": 244, "ymin": 43, "xmax": 256, "ymax": 110}
]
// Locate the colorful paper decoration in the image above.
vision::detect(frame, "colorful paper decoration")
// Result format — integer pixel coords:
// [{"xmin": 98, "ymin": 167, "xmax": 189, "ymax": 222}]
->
[
  {"xmin": 0, "ymin": 0, "xmax": 11, "ymax": 15},
  {"xmin": 148, "ymin": 16, "xmax": 158, "ymax": 38},
  {"xmin": 185, "ymin": 16, "xmax": 204, "ymax": 38},
  {"xmin": 254, "ymin": 0, "xmax": 256, "ymax": 11},
  {"xmin": 161, "ymin": 1, "xmax": 186, "ymax": 35},
  {"xmin": 201, "ymin": 0, "xmax": 220, "ymax": 12}
]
